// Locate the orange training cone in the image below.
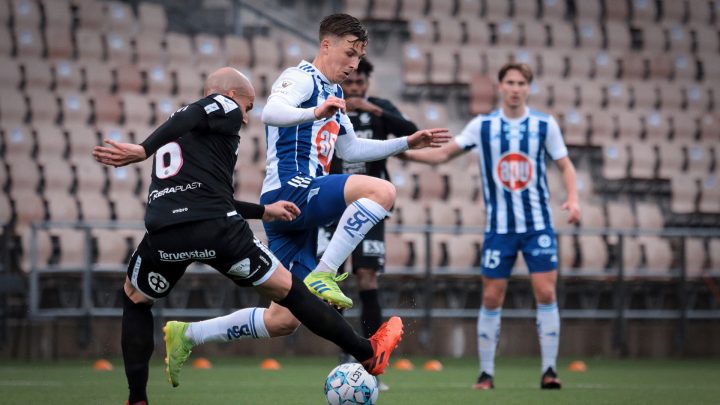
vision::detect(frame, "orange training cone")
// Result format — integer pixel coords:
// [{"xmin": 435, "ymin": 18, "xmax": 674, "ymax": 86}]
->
[
  {"xmin": 423, "ymin": 359, "xmax": 443, "ymax": 371},
  {"xmin": 93, "ymin": 359, "xmax": 113, "ymax": 371},
  {"xmin": 192, "ymin": 357, "xmax": 213, "ymax": 369},
  {"xmin": 568, "ymin": 360, "xmax": 587, "ymax": 372},
  {"xmin": 393, "ymin": 358, "xmax": 414, "ymax": 371},
  {"xmin": 260, "ymin": 358, "xmax": 281, "ymax": 370}
]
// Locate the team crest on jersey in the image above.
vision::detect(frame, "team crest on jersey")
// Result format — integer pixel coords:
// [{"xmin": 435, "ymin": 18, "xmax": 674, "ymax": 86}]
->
[{"xmin": 496, "ymin": 151, "xmax": 534, "ymax": 192}]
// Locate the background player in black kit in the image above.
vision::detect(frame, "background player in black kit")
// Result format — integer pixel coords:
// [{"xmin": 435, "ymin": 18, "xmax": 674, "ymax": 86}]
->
[
  {"xmin": 92, "ymin": 67, "xmax": 404, "ymax": 405},
  {"xmin": 318, "ymin": 59, "xmax": 417, "ymax": 387}
]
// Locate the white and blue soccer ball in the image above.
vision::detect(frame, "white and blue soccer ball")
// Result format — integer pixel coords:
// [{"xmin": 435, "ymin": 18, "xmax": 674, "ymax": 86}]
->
[{"xmin": 324, "ymin": 362, "xmax": 379, "ymax": 405}]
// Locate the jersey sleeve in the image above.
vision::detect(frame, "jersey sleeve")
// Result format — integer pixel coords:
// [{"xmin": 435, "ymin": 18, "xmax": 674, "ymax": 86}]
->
[
  {"xmin": 338, "ymin": 110, "xmax": 353, "ymax": 136},
  {"xmin": 453, "ymin": 116, "xmax": 482, "ymax": 150},
  {"xmin": 267, "ymin": 68, "xmax": 314, "ymax": 107},
  {"xmin": 139, "ymin": 103, "xmax": 206, "ymax": 156},
  {"xmin": 194, "ymin": 94, "xmax": 243, "ymax": 136},
  {"xmin": 544, "ymin": 116, "xmax": 568, "ymax": 160}
]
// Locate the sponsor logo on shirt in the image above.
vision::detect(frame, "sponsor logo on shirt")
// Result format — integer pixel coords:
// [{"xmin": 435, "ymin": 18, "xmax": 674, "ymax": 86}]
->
[
  {"xmin": 495, "ymin": 152, "xmax": 534, "ymax": 192},
  {"xmin": 158, "ymin": 249, "xmax": 216, "ymax": 262},
  {"xmin": 148, "ymin": 182, "xmax": 202, "ymax": 203}
]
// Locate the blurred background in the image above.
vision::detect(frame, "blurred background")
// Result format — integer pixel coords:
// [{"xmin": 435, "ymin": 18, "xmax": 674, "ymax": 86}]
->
[{"xmin": 0, "ymin": 0, "xmax": 718, "ymax": 362}]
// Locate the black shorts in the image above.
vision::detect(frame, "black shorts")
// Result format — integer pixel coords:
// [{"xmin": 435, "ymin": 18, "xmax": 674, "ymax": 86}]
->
[
  {"xmin": 127, "ymin": 216, "xmax": 279, "ymax": 300},
  {"xmin": 318, "ymin": 220, "xmax": 385, "ymax": 273}
]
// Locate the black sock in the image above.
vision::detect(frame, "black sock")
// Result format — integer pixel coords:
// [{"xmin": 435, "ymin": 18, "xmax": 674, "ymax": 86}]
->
[
  {"xmin": 359, "ymin": 289, "xmax": 382, "ymax": 338},
  {"xmin": 121, "ymin": 292, "xmax": 154, "ymax": 404},
  {"xmin": 277, "ymin": 275, "xmax": 373, "ymax": 362}
]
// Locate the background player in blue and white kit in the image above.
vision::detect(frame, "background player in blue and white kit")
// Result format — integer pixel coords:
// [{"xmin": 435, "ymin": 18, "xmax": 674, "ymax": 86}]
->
[
  {"xmin": 404, "ymin": 63, "xmax": 581, "ymax": 390},
  {"xmin": 259, "ymin": 13, "xmax": 448, "ymax": 313}
]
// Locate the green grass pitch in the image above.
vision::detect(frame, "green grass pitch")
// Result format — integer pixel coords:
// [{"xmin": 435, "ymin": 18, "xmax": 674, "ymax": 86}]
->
[{"xmin": 1, "ymin": 357, "xmax": 719, "ymax": 404}]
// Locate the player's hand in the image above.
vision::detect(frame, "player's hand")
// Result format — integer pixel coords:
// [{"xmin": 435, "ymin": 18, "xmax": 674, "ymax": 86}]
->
[
  {"xmin": 262, "ymin": 201, "xmax": 300, "ymax": 222},
  {"xmin": 92, "ymin": 139, "xmax": 147, "ymax": 167},
  {"xmin": 406, "ymin": 128, "xmax": 452, "ymax": 149},
  {"xmin": 345, "ymin": 97, "xmax": 382, "ymax": 116},
  {"xmin": 314, "ymin": 96, "xmax": 346, "ymax": 119},
  {"xmin": 562, "ymin": 199, "xmax": 581, "ymax": 224}
]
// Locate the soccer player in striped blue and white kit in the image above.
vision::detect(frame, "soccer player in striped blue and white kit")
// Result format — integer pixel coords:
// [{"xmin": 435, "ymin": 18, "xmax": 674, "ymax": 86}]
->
[{"xmin": 404, "ymin": 63, "xmax": 581, "ymax": 390}]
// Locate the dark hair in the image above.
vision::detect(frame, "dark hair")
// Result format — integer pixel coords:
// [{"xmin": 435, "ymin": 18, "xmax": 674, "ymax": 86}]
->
[
  {"xmin": 356, "ymin": 58, "xmax": 374, "ymax": 77},
  {"xmin": 319, "ymin": 13, "xmax": 368, "ymax": 45},
  {"xmin": 498, "ymin": 63, "xmax": 534, "ymax": 84}
]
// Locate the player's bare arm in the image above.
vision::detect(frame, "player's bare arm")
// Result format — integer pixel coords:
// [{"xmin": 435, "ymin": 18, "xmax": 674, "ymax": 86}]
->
[
  {"xmin": 314, "ymin": 95, "xmax": 346, "ymax": 119},
  {"xmin": 403, "ymin": 139, "xmax": 465, "ymax": 164},
  {"xmin": 93, "ymin": 139, "xmax": 147, "ymax": 168},
  {"xmin": 263, "ymin": 201, "xmax": 301, "ymax": 222},
  {"xmin": 556, "ymin": 156, "xmax": 581, "ymax": 224}
]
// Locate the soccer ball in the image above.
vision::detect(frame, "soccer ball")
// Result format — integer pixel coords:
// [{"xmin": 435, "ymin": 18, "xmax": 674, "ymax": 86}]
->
[{"xmin": 324, "ymin": 362, "xmax": 379, "ymax": 405}]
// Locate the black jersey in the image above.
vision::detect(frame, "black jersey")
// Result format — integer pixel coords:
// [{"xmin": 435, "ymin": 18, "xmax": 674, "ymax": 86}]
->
[
  {"xmin": 329, "ymin": 97, "xmax": 417, "ymax": 179},
  {"xmin": 141, "ymin": 94, "xmax": 244, "ymax": 232}
]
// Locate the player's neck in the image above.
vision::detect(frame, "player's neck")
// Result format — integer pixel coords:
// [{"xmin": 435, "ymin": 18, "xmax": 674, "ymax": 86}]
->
[
  {"xmin": 311, "ymin": 56, "xmax": 334, "ymax": 84},
  {"xmin": 502, "ymin": 104, "xmax": 526, "ymax": 119}
]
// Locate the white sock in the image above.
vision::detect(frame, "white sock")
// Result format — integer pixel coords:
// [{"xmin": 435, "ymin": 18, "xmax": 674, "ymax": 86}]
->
[
  {"xmin": 536, "ymin": 302, "xmax": 560, "ymax": 372},
  {"xmin": 185, "ymin": 308, "xmax": 269, "ymax": 345},
  {"xmin": 477, "ymin": 306, "xmax": 501, "ymax": 376},
  {"xmin": 316, "ymin": 198, "xmax": 389, "ymax": 273}
]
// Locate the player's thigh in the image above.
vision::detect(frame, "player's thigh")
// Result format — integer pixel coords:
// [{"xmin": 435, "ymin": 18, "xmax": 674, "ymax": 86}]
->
[
  {"xmin": 481, "ymin": 276, "xmax": 509, "ymax": 308},
  {"xmin": 207, "ymin": 216, "xmax": 282, "ymax": 289},
  {"xmin": 480, "ymin": 232, "xmax": 520, "ymax": 279},
  {"xmin": 127, "ymin": 232, "xmax": 189, "ymax": 301},
  {"xmin": 343, "ymin": 174, "xmax": 396, "ymax": 208},
  {"xmin": 521, "ymin": 230, "xmax": 558, "ymax": 274},
  {"xmin": 303, "ymin": 174, "xmax": 352, "ymax": 227}
]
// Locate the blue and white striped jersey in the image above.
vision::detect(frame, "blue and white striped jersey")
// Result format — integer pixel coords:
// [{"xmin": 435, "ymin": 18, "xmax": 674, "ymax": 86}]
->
[
  {"xmin": 261, "ymin": 60, "xmax": 352, "ymax": 195},
  {"xmin": 454, "ymin": 107, "xmax": 568, "ymax": 234}
]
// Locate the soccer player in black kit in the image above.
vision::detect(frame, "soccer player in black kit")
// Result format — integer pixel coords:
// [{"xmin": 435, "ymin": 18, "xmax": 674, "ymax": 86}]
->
[
  {"xmin": 318, "ymin": 58, "xmax": 417, "ymax": 390},
  {"xmin": 92, "ymin": 67, "xmax": 404, "ymax": 405}
]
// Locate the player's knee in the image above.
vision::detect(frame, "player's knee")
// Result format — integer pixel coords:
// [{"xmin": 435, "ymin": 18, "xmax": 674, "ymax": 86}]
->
[
  {"xmin": 482, "ymin": 293, "xmax": 504, "ymax": 309},
  {"xmin": 270, "ymin": 315, "xmax": 301, "ymax": 337},
  {"xmin": 366, "ymin": 180, "xmax": 395, "ymax": 209},
  {"xmin": 124, "ymin": 279, "xmax": 153, "ymax": 305},
  {"xmin": 535, "ymin": 287, "xmax": 556, "ymax": 305}
]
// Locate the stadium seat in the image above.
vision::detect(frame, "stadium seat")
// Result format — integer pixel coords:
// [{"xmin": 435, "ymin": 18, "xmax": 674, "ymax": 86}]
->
[
  {"xmin": 667, "ymin": 24, "xmax": 693, "ymax": 53},
  {"xmin": 578, "ymin": 201, "xmax": 606, "ymax": 229},
  {"xmin": 522, "ymin": 21, "xmax": 549, "ymax": 49},
  {"xmin": 576, "ymin": 0, "xmax": 602, "ymax": 21},
  {"xmin": 76, "ymin": 29, "xmax": 105, "ymax": 61},
  {"xmin": 52, "ymin": 59, "xmax": 83, "ymax": 93},
  {"xmin": 670, "ymin": 174, "xmax": 699, "ymax": 213},
  {"xmin": 657, "ymin": 141, "xmax": 684, "ymax": 179},
  {"xmin": 398, "ymin": 0, "xmax": 426, "ymax": 21},
  {"xmin": 105, "ymin": 1, "xmax": 136, "ymax": 33},
  {"xmin": 591, "ymin": 51, "xmax": 618, "ymax": 80},
  {"xmin": 559, "ymin": 109, "xmax": 589, "ymax": 146},
  {"xmin": 111, "ymin": 193, "xmax": 145, "ymax": 221},
  {"xmin": 663, "ymin": 0, "xmax": 687, "ymax": 23},
  {"xmin": 19, "ymin": 227, "xmax": 53, "ymax": 271},
  {"xmin": 138, "ymin": 2, "xmax": 168, "ymax": 34},
  {"xmin": 75, "ymin": 0, "xmax": 104, "ymax": 30},
  {"xmin": 614, "ymin": 110, "xmax": 642, "ymax": 140},
  {"xmin": 13, "ymin": 26, "xmax": 43, "ymax": 59},
  {"xmin": 657, "ymin": 82, "xmax": 684, "ymax": 111},
  {"xmin": 394, "ymin": 197, "xmax": 429, "ymax": 226},
  {"xmin": 50, "ymin": 228, "xmax": 87, "ymax": 269},
  {"xmin": 642, "ymin": 25, "xmax": 667, "ymax": 52},
  {"xmin": 195, "ymin": 34, "xmax": 226, "ymax": 70},
  {"xmin": 635, "ymin": 201, "xmax": 664, "ymax": 230},
  {"xmin": 483, "ymin": 47, "xmax": 511, "ymax": 77},
  {"xmin": 73, "ymin": 157, "xmax": 107, "ymax": 194},
  {"xmin": 368, "ymin": 0, "xmax": 398, "ymax": 20},
  {"xmin": 105, "ymin": 32, "xmax": 134, "ymax": 64},
  {"xmin": 82, "ymin": 61, "xmax": 115, "ymax": 94},
  {"xmin": 686, "ymin": 142, "xmax": 713, "ymax": 175},
  {"xmin": 541, "ymin": 0, "xmax": 566, "ymax": 20},
  {"xmin": 621, "ymin": 236, "xmax": 642, "ymax": 275},
  {"xmin": 699, "ymin": 113, "xmax": 718, "ymax": 140},
  {"xmin": 417, "ymin": 102, "xmax": 449, "ymax": 129},
  {"xmin": 698, "ymin": 176, "xmax": 720, "ymax": 213},
  {"xmin": 628, "ymin": 141, "xmax": 657, "ymax": 179},
  {"xmin": 693, "ymin": 25, "xmax": 720, "ymax": 54},
  {"xmin": 65, "ymin": 124, "xmax": 99, "ymax": 163},
  {"xmin": 457, "ymin": 47, "xmax": 482, "ymax": 83},
  {"xmin": 428, "ymin": 45, "xmax": 457, "ymax": 85},
  {"xmin": 672, "ymin": 53, "xmax": 697, "ymax": 81},
  {"xmin": 40, "ymin": 157, "xmax": 74, "ymax": 194},
  {"xmin": 384, "ymin": 232, "xmax": 413, "ymax": 270},
  {"xmin": 26, "ymin": 90, "xmax": 60, "ymax": 124},
  {"xmin": 558, "ymin": 234, "xmax": 576, "ymax": 270},
  {"xmin": 409, "ymin": 19, "xmax": 434, "ymax": 44},
  {"xmin": 224, "ymin": 35, "xmax": 252, "ymax": 69},
  {"xmin": 10, "ymin": 0, "xmax": 41, "ymax": 28},
  {"xmin": 7, "ymin": 155, "xmax": 41, "ymax": 193},
  {"xmin": 578, "ymin": 81, "xmax": 603, "ymax": 110},
  {"xmin": 620, "ymin": 52, "xmax": 647, "ymax": 80},
  {"xmin": 495, "ymin": 20, "xmax": 520, "ymax": 47},
  {"xmin": 442, "ymin": 234, "xmax": 483, "ymax": 272},
  {"xmin": 280, "ymin": 34, "xmax": 315, "ymax": 66},
  {"xmin": 91, "ymin": 93, "xmax": 122, "ymax": 125},
  {"xmin": 708, "ymin": 239, "xmax": 720, "ymax": 274},
  {"xmin": 605, "ymin": 22, "xmax": 632, "ymax": 51},
  {"xmin": 631, "ymin": 82, "xmax": 658, "ymax": 110},
  {"xmin": 588, "ymin": 109, "xmax": 614, "ymax": 144},
  {"xmin": 60, "ymin": 93, "xmax": 91, "ymax": 126},
  {"xmin": 0, "ymin": 25, "xmax": 12, "ymax": 58},
  {"xmin": 166, "ymin": 33, "xmax": 195, "ymax": 65},
  {"xmin": 684, "ymin": 237, "xmax": 706, "ymax": 279},
  {"xmin": 44, "ymin": 189, "xmax": 79, "ymax": 221},
  {"xmin": 135, "ymin": 33, "xmax": 165, "ymax": 67},
  {"xmin": 0, "ymin": 59, "xmax": 21, "ymax": 89},
  {"xmin": 9, "ymin": 189, "xmax": 45, "ymax": 228},
  {"xmin": 631, "ymin": 0, "xmax": 657, "ymax": 23},
  {"xmin": 578, "ymin": 235, "xmax": 608, "ymax": 272},
  {"xmin": 684, "ymin": 84, "xmax": 710, "ymax": 113},
  {"xmin": 77, "ymin": 193, "xmax": 112, "ymax": 221},
  {"xmin": 669, "ymin": 112, "xmax": 698, "ymax": 141},
  {"xmin": 149, "ymin": 96, "xmax": 181, "ymax": 123},
  {"xmin": 549, "ymin": 79, "xmax": 577, "ymax": 109},
  {"xmin": 34, "ymin": 123, "xmax": 68, "ymax": 162},
  {"xmin": 427, "ymin": 0, "xmax": 455, "ymax": 17},
  {"xmin": 436, "ymin": 16, "xmax": 463, "ymax": 44},
  {"xmin": 577, "ymin": 21, "xmax": 603, "ymax": 49},
  {"xmin": 252, "ymin": 36, "xmax": 282, "ymax": 69},
  {"xmin": 647, "ymin": 52, "xmax": 673, "ymax": 80},
  {"xmin": 605, "ymin": 82, "xmax": 631, "ymax": 110},
  {"xmin": 2, "ymin": 123, "xmax": 35, "ymax": 160},
  {"xmin": 463, "ymin": 19, "xmax": 490, "ymax": 46},
  {"xmin": 636, "ymin": 236, "xmax": 674, "ymax": 277},
  {"xmin": 644, "ymin": 111, "xmax": 670, "ymax": 141},
  {"xmin": 143, "ymin": 65, "xmax": 172, "ymax": 95},
  {"xmin": 45, "ymin": 26, "xmax": 74, "ymax": 60},
  {"xmin": 607, "ymin": 201, "xmax": 636, "ymax": 229},
  {"xmin": 120, "ymin": 93, "xmax": 153, "ymax": 127}
]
